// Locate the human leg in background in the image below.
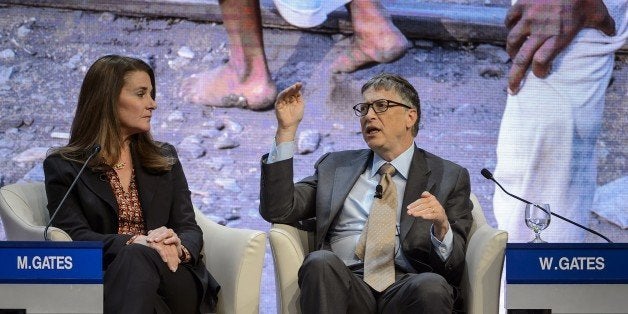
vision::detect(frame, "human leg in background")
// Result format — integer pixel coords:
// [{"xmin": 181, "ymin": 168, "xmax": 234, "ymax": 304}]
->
[
  {"xmin": 496, "ymin": 1, "xmax": 626, "ymax": 305},
  {"xmin": 331, "ymin": 0, "xmax": 409, "ymax": 73},
  {"xmin": 181, "ymin": 0, "xmax": 277, "ymax": 110},
  {"xmin": 493, "ymin": 0, "xmax": 627, "ymax": 243}
]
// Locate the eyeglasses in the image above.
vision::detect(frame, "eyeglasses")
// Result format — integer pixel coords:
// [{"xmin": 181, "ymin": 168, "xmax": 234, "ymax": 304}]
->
[{"xmin": 352, "ymin": 99, "xmax": 413, "ymax": 117}]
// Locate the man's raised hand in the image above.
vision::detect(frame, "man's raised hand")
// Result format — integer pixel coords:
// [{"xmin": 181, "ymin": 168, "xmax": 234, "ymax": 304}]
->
[{"xmin": 275, "ymin": 82, "xmax": 304, "ymax": 143}]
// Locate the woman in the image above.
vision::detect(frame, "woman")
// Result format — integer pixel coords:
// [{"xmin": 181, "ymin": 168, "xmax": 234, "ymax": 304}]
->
[{"xmin": 43, "ymin": 55, "xmax": 219, "ymax": 313}]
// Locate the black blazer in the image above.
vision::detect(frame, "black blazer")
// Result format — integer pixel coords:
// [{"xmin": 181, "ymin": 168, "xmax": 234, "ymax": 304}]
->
[
  {"xmin": 259, "ymin": 145, "xmax": 473, "ymax": 287},
  {"xmin": 43, "ymin": 143, "xmax": 219, "ymax": 310}
]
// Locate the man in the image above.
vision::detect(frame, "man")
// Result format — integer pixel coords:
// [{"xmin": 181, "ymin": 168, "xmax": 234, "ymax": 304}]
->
[
  {"xmin": 493, "ymin": 0, "xmax": 627, "ymax": 242},
  {"xmin": 259, "ymin": 73, "xmax": 473, "ymax": 313},
  {"xmin": 181, "ymin": 0, "xmax": 408, "ymax": 110}
]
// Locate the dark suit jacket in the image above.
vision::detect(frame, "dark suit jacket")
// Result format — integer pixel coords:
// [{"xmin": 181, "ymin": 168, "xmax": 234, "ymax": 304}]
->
[
  {"xmin": 259, "ymin": 145, "xmax": 473, "ymax": 287},
  {"xmin": 43, "ymin": 143, "xmax": 219, "ymax": 310}
]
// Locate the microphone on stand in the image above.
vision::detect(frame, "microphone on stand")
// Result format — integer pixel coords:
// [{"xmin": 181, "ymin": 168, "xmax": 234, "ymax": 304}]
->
[
  {"xmin": 374, "ymin": 184, "xmax": 383, "ymax": 199},
  {"xmin": 481, "ymin": 168, "xmax": 612, "ymax": 243},
  {"xmin": 44, "ymin": 144, "xmax": 101, "ymax": 241}
]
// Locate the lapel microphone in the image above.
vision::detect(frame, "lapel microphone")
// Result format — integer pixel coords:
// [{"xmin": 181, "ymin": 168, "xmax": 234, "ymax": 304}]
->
[
  {"xmin": 374, "ymin": 184, "xmax": 383, "ymax": 199},
  {"xmin": 481, "ymin": 168, "xmax": 612, "ymax": 243},
  {"xmin": 44, "ymin": 144, "xmax": 101, "ymax": 241}
]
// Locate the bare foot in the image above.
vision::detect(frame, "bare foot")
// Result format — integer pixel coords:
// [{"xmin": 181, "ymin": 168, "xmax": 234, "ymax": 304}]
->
[
  {"xmin": 180, "ymin": 64, "xmax": 277, "ymax": 110},
  {"xmin": 331, "ymin": 27, "xmax": 409, "ymax": 74}
]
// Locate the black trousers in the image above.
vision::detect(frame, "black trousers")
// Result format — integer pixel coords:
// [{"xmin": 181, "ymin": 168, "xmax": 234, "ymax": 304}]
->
[
  {"xmin": 104, "ymin": 244, "xmax": 201, "ymax": 314},
  {"xmin": 298, "ymin": 250, "xmax": 454, "ymax": 314}
]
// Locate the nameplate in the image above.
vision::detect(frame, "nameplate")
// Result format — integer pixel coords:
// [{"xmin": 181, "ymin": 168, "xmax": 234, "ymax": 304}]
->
[
  {"xmin": 0, "ymin": 241, "xmax": 102, "ymax": 284},
  {"xmin": 506, "ymin": 243, "xmax": 628, "ymax": 284}
]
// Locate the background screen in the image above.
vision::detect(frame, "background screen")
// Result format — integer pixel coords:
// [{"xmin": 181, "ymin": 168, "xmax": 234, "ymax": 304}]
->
[{"xmin": 1, "ymin": 1, "xmax": 626, "ymax": 312}]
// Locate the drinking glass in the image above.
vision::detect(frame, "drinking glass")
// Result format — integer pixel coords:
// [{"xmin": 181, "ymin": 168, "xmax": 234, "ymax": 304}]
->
[{"xmin": 525, "ymin": 203, "xmax": 551, "ymax": 243}]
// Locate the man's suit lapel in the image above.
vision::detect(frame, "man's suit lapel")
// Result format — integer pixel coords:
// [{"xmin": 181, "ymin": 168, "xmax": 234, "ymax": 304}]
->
[
  {"xmin": 322, "ymin": 150, "xmax": 371, "ymax": 241},
  {"xmin": 400, "ymin": 146, "xmax": 433, "ymax": 240}
]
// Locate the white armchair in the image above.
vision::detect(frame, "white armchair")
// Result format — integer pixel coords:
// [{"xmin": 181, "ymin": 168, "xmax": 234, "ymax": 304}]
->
[
  {"xmin": 269, "ymin": 193, "xmax": 508, "ymax": 314},
  {"xmin": 0, "ymin": 182, "xmax": 71, "ymax": 241},
  {"xmin": 0, "ymin": 182, "xmax": 267, "ymax": 314},
  {"xmin": 195, "ymin": 208, "xmax": 267, "ymax": 313}
]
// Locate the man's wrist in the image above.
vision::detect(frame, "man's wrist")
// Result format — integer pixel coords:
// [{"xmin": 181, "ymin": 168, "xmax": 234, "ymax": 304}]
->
[
  {"xmin": 434, "ymin": 223, "xmax": 449, "ymax": 241},
  {"xmin": 275, "ymin": 127, "xmax": 297, "ymax": 143}
]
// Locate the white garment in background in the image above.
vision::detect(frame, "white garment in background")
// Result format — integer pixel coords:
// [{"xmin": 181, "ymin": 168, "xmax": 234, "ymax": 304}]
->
[
  {"xmin": 493, "ymin": 0, "xmax": 628, "ymax": 243},
  {"xmin": 272, "ymin": 0, "xmax": 350, "ymax": 28}
]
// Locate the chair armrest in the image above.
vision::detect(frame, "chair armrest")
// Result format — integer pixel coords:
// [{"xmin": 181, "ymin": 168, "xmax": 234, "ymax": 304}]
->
[
  {"xmin": 6, "ymin": 224, "xmax": 71, "ymax": 241},
  {"xmin": 463, "ymin": 224, "xmax": 508, "ymax": 314},
  {"xmin": 0, "ymin": 185, "xmax": 72, "ymax": 241},
  {"xmin": 45, "ymin": 226, "xmax": 73, "ymax": 241},
  {"xmin": 269, "ymin": 223, "xmax": 310, "ymax": 314},
  {"xmin": 195, "ymin": 210, "xmax": 266, "ymax": 314}
]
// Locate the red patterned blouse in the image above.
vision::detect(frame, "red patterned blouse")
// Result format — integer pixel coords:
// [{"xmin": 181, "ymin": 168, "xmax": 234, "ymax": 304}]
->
[{"xmin": 105, "ymin": 168, "xmax": 146, "ymax": 236}]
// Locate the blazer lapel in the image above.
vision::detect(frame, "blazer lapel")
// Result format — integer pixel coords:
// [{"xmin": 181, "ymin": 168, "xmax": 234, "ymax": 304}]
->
[
  {"xmin": 74, "ymin": 163, "xmax": 117, "ymax": 214},
  {"xmin": 400, "ymin": 146, "xmax": 431, "ymax": 240},
  {"xmin": 131, "ymin": 149, "xmax": 162, "ymax": 227}
]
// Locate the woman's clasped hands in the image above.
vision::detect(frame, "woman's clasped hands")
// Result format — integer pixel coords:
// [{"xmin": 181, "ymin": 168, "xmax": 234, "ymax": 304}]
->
[{"xmin": 132, "ymin": 226, "xmax": 183, "ymax": 272}]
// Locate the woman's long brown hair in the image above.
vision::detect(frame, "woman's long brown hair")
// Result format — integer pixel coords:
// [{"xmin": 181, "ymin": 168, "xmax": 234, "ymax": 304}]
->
[{"xmin": 51, "ymin": 55, "xmax": 174, "ymax": 172}]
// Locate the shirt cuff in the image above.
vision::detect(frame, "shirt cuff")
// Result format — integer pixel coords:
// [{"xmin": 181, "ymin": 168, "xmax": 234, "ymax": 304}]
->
[
  {"xmin": 430, "ymin": 224, "xmax": 453, "ymax": 261},
  {"xmin": 267, "ymin": 139, "xmax": 295, "ymax": 164}
]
